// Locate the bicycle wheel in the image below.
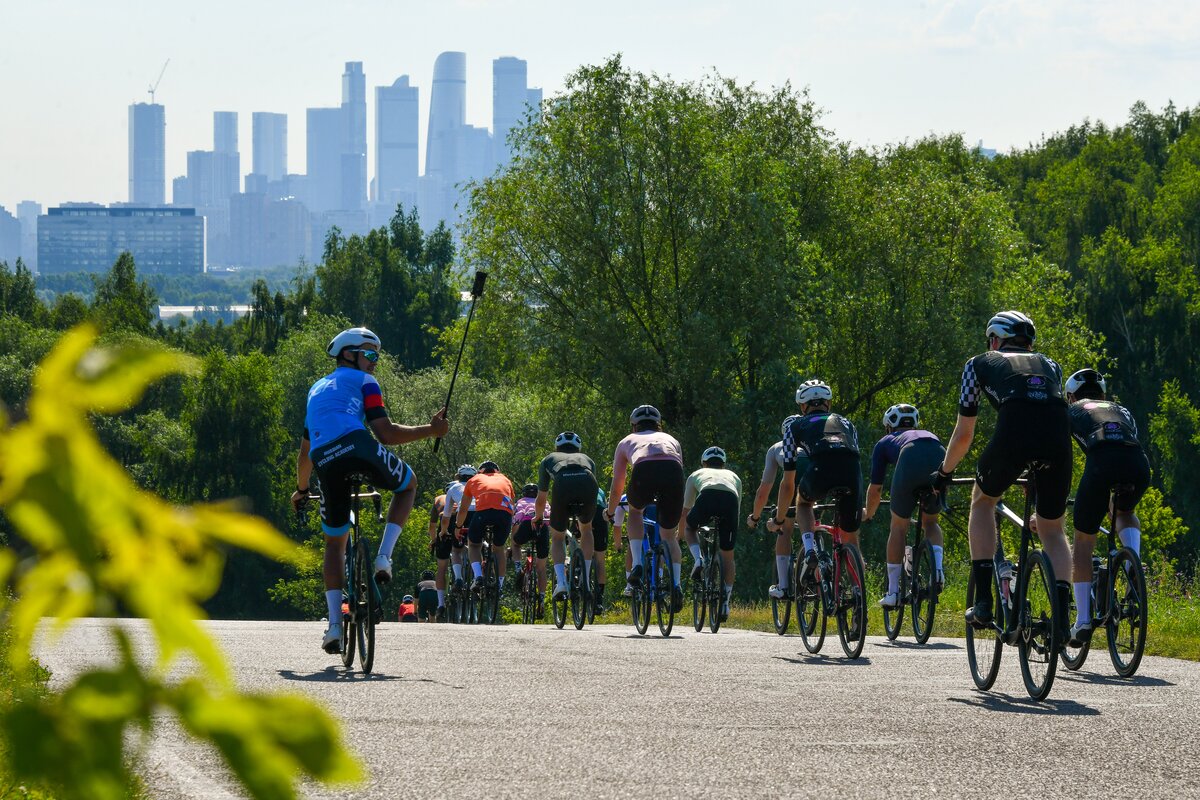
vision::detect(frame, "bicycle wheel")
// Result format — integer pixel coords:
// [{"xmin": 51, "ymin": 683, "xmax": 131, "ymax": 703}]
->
[
  {"xmin": 356, "ymin": 544, "xmax": 375, "ymax": 674},
  {"xmin": 520, "ymin": 567, "xmax": 535, "ymax": 624},
  {"xmin": 1060, "ymin": 584, "xmax": 1092, "ymax": 671},
  {"xmin": 882, "ymin": 578, "xmax": 905, "ymax": 642},
  {"xmin": 691, "ymin": 572, "xmax": 705, "ymax": 632},
  {"xmin": 706, "ymin": 553, "xmax": 723, "ymax": 634},
  {"xmin": 1017, "ymin": 550, "xmax": 1060, "ymax": 701},
  {"xmin": 911, "ymin": 539, "xmax": 936, "ymax": 645},
  {"xmin": 340, "ymin": 541, "xmax": 356, "ymax": 668},
  {"xmin": 553, "ymin": 560, "xmax": 569, "ymax": 629},
  {"xmin": 655, "ymin": 545, "xmax": 675, "ymax": 637},
  {"xmin": 965, "ymin": 564, "xmax": 1002, "ymax": 690},
  {"xmin": 772, "ymin": 557, "xmax": 793, "ymax": 635},
  {"xmin": 835, "ymin": 545, "xmax": 867, "ymax": 659},
  {"xmin": 1107, "ymin": 548, "xmax": 1147, "ymax": 678},
  {"xmin": 340, "ymin": 603, "xmax": 355, "ymax": 668},
  {"xmin": 631, "ymin": 578, "xmax": 650, "ymax": 636},
  {"xmin": 796, "ymin": 560, "xmax": 826, "ymax": 654},
  {"xmin": 483, "ymin": 554, "xmax": 501, "ymax": 624},
  {"xmin": 570, "ymin": 549, "xmax": 586, "ymax": 630}
]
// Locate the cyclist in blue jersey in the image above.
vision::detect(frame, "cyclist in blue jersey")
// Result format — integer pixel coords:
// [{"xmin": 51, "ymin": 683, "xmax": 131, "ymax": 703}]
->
[{"xmin": 291, "ymin": 327, "xmax": 448, "ymax": 653}]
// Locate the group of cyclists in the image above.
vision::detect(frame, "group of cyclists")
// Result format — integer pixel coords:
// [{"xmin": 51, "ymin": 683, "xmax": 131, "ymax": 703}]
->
[{"xmin": 291, "ymin": 310, "xmax": 1151, "ymax": 660}]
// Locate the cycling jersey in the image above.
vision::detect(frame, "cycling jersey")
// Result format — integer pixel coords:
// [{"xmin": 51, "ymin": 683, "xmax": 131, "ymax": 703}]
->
[
  {"xmin": 782, "ymin": 412, "xmax": 860, "ymax": 469},
  {"xmin": 684, "ymin": 467, "xmax": 742, "ymax": 511},
  {"xmin": 958, "ymin": 348, "xmax": 1065, "ymax": 417},
  {"xmin": 612, "ymin": 430, "xmax": 683, "ymax": 487},
  {"xmin": 512, "ymin": 496, "xmax": 550, "ymax": 524},
  {"xmin": 442, "ymin": 480, "xmax": 477, "ymax": 518},
  {"xmin": 870, "ymin": 431, "xmax": 944, "ymax": 519},
  {"xmin": 868, "ymin": 429, "xmax": 941, "ymax": 485},
  {"xmin": 537, "ymin": 451, "xmax": 598, "ymax": 490},
  {"xmin": 461, "ymin": 473, "xmax": 515, "ymax": 514},
  {"xmin": 1068, "ymin": 400, "xmax": 1140, "ymax": 450},
  {"xmin": 304, "ymin": 366, "xmax": 388, "ymax": 448},
  {"xmin": 761, "ymin": 440, "xmax": 810, "ymax": 484}
]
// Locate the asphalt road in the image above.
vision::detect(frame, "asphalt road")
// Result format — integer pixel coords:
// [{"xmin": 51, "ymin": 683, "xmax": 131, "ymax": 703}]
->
[{"xmin": 34, "ymin": 618, "xmax": 1200, "ymax": 799}]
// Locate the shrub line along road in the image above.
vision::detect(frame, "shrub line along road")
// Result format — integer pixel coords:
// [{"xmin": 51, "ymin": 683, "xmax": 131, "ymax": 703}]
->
[{"xmin": 35, "ymin": 619, "xmax": 1200, "ymax": 799}]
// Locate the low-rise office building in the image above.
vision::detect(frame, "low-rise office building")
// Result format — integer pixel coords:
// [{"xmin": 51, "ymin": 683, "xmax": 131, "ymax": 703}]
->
[{"xmin": 38, "ymin": 206, "xmax": 206, "ymax": 274}]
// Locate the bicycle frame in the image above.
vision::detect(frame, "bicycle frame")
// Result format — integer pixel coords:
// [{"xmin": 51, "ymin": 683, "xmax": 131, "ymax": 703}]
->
[{"xmin": 991, "ymin": 496, "xmax": 1036, "ymax": 646}]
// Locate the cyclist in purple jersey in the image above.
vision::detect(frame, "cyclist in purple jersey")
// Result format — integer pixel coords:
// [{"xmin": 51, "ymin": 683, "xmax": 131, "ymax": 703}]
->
[
  {"xmin": 290, "ymin": 327, "xmax": 448, "ymax": 654},
  {"xmin": 862, "ymin": 404, "xmax": 946, "ymax": 607}
]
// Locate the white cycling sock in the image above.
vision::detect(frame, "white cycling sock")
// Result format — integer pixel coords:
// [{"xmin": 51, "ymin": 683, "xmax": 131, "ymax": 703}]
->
[
  {"xmin": 887, "ymin": 563, "xmax": 902, "ymax": 596},
  {"xmin": 801, "ymin": 531, "xmax": 816, "ymax": 554},
  {"xmin": 689, "ymin": 543, "xmax": 702, "ymax": 564},
  {"xmin": 631, "ymin": 541, "xmax": 644, "ymax": 567},
  {"xmin": 724, "ymin": 584, "xmax": 734, "ymax": 598},
  {"xmin": 498, "ymin": 576, "xmax": 505, "ymax": 589},
  {"xmin": 776, "ymin": 555, "xmax": 791, "ymax": 587},
  {"xmin": 931, "ymin": 545, "xmax": 944, "ymax": 571},
  {"xmin": 1073, "ymin": 581, "xmax": 1092, "ymax": 624},
  {"xmin": 437, "ymin": 589, "xmax": 445, "ymax": 605},
  {"xmin": 1118, "ymin": 528, "xmax": 1141, "ymax": 557},
  {"xmin": 554, "ymin": 563, "xmax": 567, "ymax": 585},
  {"xmin": 671, "ymin": 561, "xmax": 682, "ymax": 586},
  {"xmin": 585, "ymin": 559, "xmax": 593, "ymax": 577},
  {"xmin": 378, "ymin": 523, "xmax": 402, "ymax": 558},
  {"xmin": 452, "ymin": 563, "xmax": 463, "ymax": 580},
  {"xmin": 325, "ymin": 590, "xmax": 341, "ymax": 622},
  {"xmin": 471, "ymin": 561, "xmax": 483, "ymax": 579}
]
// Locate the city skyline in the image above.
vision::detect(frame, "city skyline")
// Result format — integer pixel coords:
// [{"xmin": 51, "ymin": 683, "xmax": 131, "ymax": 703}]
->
[{"xmin": 4, "ymin": 0, "xmax": 1200, "ymax": 212}]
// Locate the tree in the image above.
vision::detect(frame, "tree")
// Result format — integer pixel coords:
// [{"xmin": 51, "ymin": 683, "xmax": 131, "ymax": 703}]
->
[{"xmin": 91, "ymin": 252, "xmax": 157, "ymax": 333}]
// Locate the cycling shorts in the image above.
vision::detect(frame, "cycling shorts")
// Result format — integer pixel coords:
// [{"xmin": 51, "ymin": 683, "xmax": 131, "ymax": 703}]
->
[
  {"xmin": 590, "ymin": 505, "xmax": 610, "ymax": 552},
  {"xmin": 418, "ymin": 588, "xmax": 439, "ymax": 619},
  {"xmin": 627, "ymin": 459, "xmax": 685, "ymax": 529},
  {"xmin": 686, "ymin": 487, "xmax": 740, "ymax": 551},
  {"xmin": 312, "ymin": 429, "xmax": 412, "ymax": 531},
  {"xmin": 1073, "ymin": 445, "xmax": 1151, "ymax": 535},
  {"xmin": 468, "ymin": 508, "xmax": 512, "ymax": 547},
  {"xmin": 890, "ymin": 439, "xmax": 945, "ymax": 519},
  {"xmin": 798, "ymin": 450, "xmax": 863, "ymax": 533},
  {"xmin": 549, "ymin": 471, "xmax": 599, "ymax": 531},
  {"xmin": 512, "ymin": 519, "xmax": 550, "ymax": 559},
  {"xmin": 976, "ymin": 402, "xmax": 1072, "ymax": 519}
]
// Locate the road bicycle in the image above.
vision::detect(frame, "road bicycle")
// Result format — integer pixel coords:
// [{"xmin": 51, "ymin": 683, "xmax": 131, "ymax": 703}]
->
[
  {"xmin": 472, "ymin": 522, "xmax": 502, "ymax": 625},
  {"xmin": 551, "ymin": 509, "xmax": 596, "ymax": 630},
  {"xmin": 965, "ymin": 467, "xmax": 1063, "ymax": 701},
  {"xmin": 517, "ymin": 536, "xmax": 542, "ymax": 624},
  {"xmin": 630, "ymin": 512, "xmax": 675, "ymax": 637},
  {"xmin": 1061, "ymin": 483, "xmax": 1148, "ymax": 677},
  {"xmin": 761, "ymin": 505, "xmax": 796, "ymax": 635},
  {"xmin": 795, "ymin": 489, "xmax": 868, "ymax": 659},
  {"xmin": 445, "ymin": 530, "xmax": 472, "ymax": 624},
  {"xmin": 691, "ymin": 515, "xmax": 725, "ymax": 633},
  {"xmin": 881, "ymin": 487, "xmax": 944, "ymax": 645},
  {"xmin": 304, "ymin": 480, "xmax": 384, "ymax": 674}
]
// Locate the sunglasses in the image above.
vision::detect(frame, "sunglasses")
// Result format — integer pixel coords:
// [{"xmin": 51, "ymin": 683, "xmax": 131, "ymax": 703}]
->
[{"xmin": 349, "ymin": 349, "xmax": 380, "ymax": 363}]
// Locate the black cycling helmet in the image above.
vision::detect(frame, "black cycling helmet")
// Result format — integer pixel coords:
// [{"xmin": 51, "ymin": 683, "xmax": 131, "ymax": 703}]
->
[
  {"xmin": 478, "ymin": 460, "xmax": 499, "ymax": 473},
  {"xmin": 421, "ymin": 569, "xmax": 434, "ymax": 581},
  {"xmin": 522, "ymin": 483, "xmax": 538, "ymax": 498}
]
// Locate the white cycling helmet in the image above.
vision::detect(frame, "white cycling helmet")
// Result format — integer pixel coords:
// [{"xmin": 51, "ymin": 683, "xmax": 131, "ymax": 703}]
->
[
  {"xmin": 555, "ymin": 431, "xmax": 582, "ymax": 450},
  {"xmin": 883, "ymin": 403, "xmax": 920, "ymax": 429},
  {"xmin": 701, "ymin": 446, "xmax": 727, "ymax": 465},
  {"xmin": 456, "ymin": 464, "xmax": 477, "ymax": 479},
  {"xmin": 795, "ymin": 379, "xmax": 832, "ymax": 405},
  {"xmin": 326, "ymin": 327, "xmax": 381, "ymax": 357},
  {"xmin": 630, "ymin": 405, "xmax": 662, "ymax": 425},
  {"xmin": 985, "ymin": 311, "xmax": 1035, "ymax": 342},
  {"xmin": 1066, "ymin": 368, "xmax": 1106, "ymax": 395}
]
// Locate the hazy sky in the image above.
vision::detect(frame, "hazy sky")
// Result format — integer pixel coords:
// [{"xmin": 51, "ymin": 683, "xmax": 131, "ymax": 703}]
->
[{"xmin": 3, "ymin": 0, "xmax": 1199, "ymax": 211}]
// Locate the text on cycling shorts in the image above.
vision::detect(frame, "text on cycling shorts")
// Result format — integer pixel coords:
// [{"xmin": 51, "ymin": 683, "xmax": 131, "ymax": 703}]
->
[
  {"xmin": 783, "ymin": 410, "xmax": 863, "ymax": 531},
  {"xmin": 870, "ymin": 428, "xmax": 945, "ymax": 519},
  {"xmin": 1069, "ymin": 398, "xmax": 1150, "ymax": 535},
  {"xmin": 960, "ymin": 348, "xmax": 1071, "ymax": 517}
]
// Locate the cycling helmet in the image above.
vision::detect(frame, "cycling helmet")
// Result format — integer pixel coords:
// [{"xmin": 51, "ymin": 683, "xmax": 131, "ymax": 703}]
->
[
  {"xmin": 456, "ymin": 464, "xmax": 477, "ymax": 480},
  {"xmin": 985, "ymin": 310, "xmax": 1035, "ymax": 342},
  {"xmin": 478, "ymin": 460, "xmax": 499, "ymax": 473},
  {"xmin": 522, "ymin": 483, "xmax": 539, "ymax": 498},
  {"xmin": 795, "ymin": 379, "xmax": 832, "ymax": 405},
  {"xmin": 444, "ymin": 481, "xmax": 456, "ymax": 492},
  {"xmin": 883, "ymin": 403, "xmax": 920, "ymax": 429},
  {"xmin": 326, "ymin": 327, "xmax": 381, "ymax": 357},
  {"xmin": 629, "ymin": 404, "xmax": 662, "ymax": 425},
  {"xmin": 555, "ymin": 431, "xmax": 582, "ymax": 450},
  {"xmin": 701, "ymin": 446, "xmax": 727, "ymax": 465},
  {"xmin": 402, "ymin": 594, "xmax": 414, "ymax": 603},
  {"xmin": 1066, "ymin": 368, "xmax": 1106, "ymax": 396},
  {"xmin": 420, "ymin": 569, "xmax": 434, "ymax": 581},
  {"xmin": 780, "ymin": 414, "xmax": 801, "ymax": 438}
]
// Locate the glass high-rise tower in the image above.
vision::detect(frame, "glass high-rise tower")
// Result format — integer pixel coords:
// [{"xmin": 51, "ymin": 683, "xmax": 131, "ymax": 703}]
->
[{"xmin": 128, "ymin": 102, "xmax": 166, "ymax": 205}]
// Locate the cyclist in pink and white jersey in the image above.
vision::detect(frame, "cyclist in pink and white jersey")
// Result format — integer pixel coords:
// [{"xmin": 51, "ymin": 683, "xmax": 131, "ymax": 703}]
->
[{"xmin": 604, "ymin": 405, "xmax": 686, "ymax": 613}]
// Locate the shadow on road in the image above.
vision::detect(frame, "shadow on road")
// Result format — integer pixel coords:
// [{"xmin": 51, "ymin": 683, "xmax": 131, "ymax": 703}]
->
[
  {"xmin": 773, "ymin": 654, "xmax": 872, "ymax": 667},
  {"xmin": 946, "ymin": 693, "xmax": 1099, "ymax": 716},
  {"xmin": 872, "ymin": 640, "xmax": 961, "ymax": 651},
  {"xmin": 276, "ymin": 668, "xmax": 464, "ymax": 688},
  {"xmin": 603, "ymin": 634, "xmax": 685, "ymax": 641},
  {"xmin": 1057, "ymin": 672, "xmax": 1175, "ymax": 688}
]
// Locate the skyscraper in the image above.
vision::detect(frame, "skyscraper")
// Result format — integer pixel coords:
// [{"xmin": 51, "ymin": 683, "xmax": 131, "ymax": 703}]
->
[
  {"xmin": 493, "ymin": 57, "xmax": 528, "ymax": 169},
  {"xmin": 212, "ymin": 111, "xmax": 240, "ymax": 197},
  {"xmin": 252, "ymin": 112, "xmax": 288, "ymax": 182},
  {"xmin": 306, "ymin": 107, "xmax": 344, "ymax": 214},
  {"xmin": 341, "ymin": 62, "xmax": 367, "ymax": 211},
  {"xmin": 375, "ymin": 76, "xmax": 419, "ymax": 207},
  {"xmin": 128, "ymin": 102, "xmax": 166, "ymax": 205},
  {"xmin": 214, "ymin": 111, "xmax": 238, "ymax": 155},
  {"xmin": 426, "ymin": 52, "xmax": 466, "ymax": 182},
  {"xmin": 17, "ymin": 201, "xmax": 41, "ymax": 271}
]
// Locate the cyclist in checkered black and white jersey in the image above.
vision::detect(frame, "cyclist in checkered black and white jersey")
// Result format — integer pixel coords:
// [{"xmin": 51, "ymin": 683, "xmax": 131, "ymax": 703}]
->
[{"xmin": 930, "ymin": 311, "xmax": 1074, "ymax": 636}]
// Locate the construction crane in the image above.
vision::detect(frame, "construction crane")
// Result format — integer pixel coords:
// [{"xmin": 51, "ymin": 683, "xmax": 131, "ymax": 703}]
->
[{"xmin": 147, "ymin": 59, "xmax": 170, "ymax": 105}]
